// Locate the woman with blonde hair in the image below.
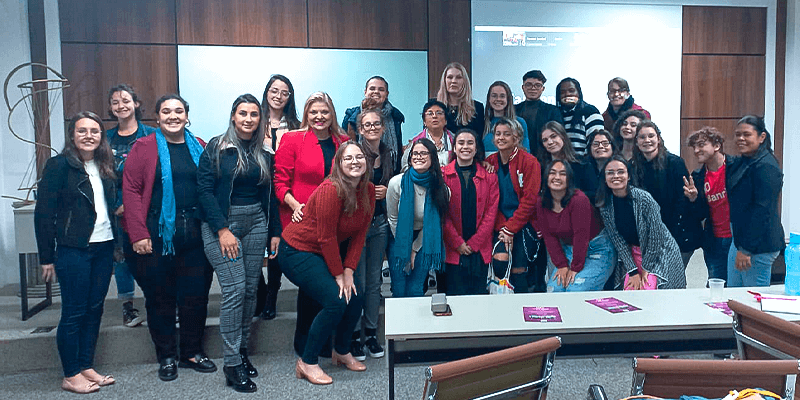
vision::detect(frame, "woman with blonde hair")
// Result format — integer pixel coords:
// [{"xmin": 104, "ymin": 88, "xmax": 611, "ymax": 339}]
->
[{"xmin": 436, "ymin": 62, "xmax": 485, "ymax": 136}]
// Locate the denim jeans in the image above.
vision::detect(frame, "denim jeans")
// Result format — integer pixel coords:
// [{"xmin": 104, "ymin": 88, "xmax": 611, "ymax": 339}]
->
[
  {"xmin": 727, "ymin": 242, "xmax": 778, "ymax": 287},
  {"xmin": 354, "ymin": 215, "xmax": 388, "ymax": 330},
  {"xmin": 54, "ymin": 241, "xmax": 114, "ymax": 377},
  {"xmin": 278, "ymin": 241, "xmax": 363, "ymax": 365},
  {"xmin": 388, "ymin": 231, "xmax": 431, "ymax": 298},
  {"xmin": 546, "ymin": 230, "xmax": 616, "ymax": 292},
  {"xmin": 113, "ymin": 222, "xmax": 136, "ymax": 300},
  {"xmin": 703, "ymin": 236, "xmax": 732, "ymax": 281}
]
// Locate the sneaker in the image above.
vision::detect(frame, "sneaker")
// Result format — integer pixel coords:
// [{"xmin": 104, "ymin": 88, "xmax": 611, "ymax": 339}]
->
[
  {"xmin": 122, "ymin": 303, "xmax": 143, "ymax": 327},
  {"xmin": 350, "ymin": 340, "xmax": 366, "ymax": 361},
  {"xmin": 364, "ymin": 337, "xmax": 384, "ymax": 358}
]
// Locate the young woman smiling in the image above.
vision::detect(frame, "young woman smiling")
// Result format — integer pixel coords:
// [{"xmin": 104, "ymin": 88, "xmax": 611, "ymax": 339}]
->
[
  {"xmin": 611, "ymin": 109, "xmax": 647, "ymax": 161},
  {"xmin": 482, "ymin": 81, "xmax": 529, "ymax": 155},
  {"xmin": 583, "ymin": 129, "xmax": 617, "ymax": 201},
  {"xmin": 442, "ymin": 129, "xmax": 499, "ymax": 295}
]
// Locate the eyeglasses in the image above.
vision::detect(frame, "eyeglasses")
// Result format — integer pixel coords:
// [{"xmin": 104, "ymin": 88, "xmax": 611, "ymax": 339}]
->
[
  {"xmin": 591, "ymin": 140, "xmax": 611, "ymax": 148},
  {"xmin": 361, "ymin": 121, "xmax": 382, "ymax": 130},
  {"xmin": 424, "ymin": 110, "xmax": 445, "ymax": 117},
  {"xmin": 268, "ymin": 88, "xmax": 292, "ymax": 98},
  {"xmin": 342, "ymin": 154, "xmax": 366, "ymax": 162},
  {"xmin": 411, "ymin": 150, "xmax": 430, "ymax": 158},
  {"xmin": 607, "ymin": 89, "xmax": 628, "ymax": 95},
  {"xmin": 523, "ymin": 83, "xmax": 544, "ymax": 90},
  {"xmin": 605, "ymin": 169, "xmax": 627, "ymax": 177}
]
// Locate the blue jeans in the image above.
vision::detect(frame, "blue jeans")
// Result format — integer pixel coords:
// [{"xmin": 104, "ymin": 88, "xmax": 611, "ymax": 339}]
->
[
  {"xmin": 113, "ymin": 222, "xmax": 135, "ymax": 300},
  {"xmin": 728, "ymin": 241, "xmax": 778, "ymax": 287},
  {"xmin": 355, "ymin": 216, "xmax": 388, "ymax": 330},
  {"xmin": 388, "ymin": 231, "xmax": 431, "ymax": 298},
  {"xmin": 546, "ymin": 230, "xmax": 616, "ymax": 292},
  {"xmin": 703, "ymin": 236, "xmax": 732, "ymax": 281},
  {"xmin": 54, "ymin": 241, "xmax": 114, "ymax": 377},
  {"xmin": 278, "ymin": 242, "xmax": 363, "ymax": 365}
]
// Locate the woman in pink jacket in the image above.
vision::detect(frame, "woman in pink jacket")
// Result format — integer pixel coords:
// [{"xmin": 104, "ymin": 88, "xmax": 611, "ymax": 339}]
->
[{"xmin": 442, "ymin": 129, "xmax": 499, "ymax": 295}]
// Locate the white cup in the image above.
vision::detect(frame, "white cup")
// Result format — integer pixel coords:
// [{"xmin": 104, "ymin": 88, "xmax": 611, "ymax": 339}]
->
[{"xmin": 708, "ymin": 278, "xmax": 725, "ymax": 301}]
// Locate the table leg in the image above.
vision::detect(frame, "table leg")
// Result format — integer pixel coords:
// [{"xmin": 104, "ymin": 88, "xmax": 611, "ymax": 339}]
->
[{"xmin": 388, "ymin": 339, "xmax": 395, "ymax": 400}]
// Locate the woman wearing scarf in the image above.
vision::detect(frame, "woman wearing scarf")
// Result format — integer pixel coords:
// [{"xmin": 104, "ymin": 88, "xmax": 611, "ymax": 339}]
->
[
  {"xmin": 601, "ymin": 77, "xmax": 651, "ymax": 132},
  {"xmin": 122, "ymin": 94, "xmax": 214, "ymax": 382},
  {"xmin": 341, "ymin": 76, "xmax": 405, "ymax": 172},
  {"xmin": 387, "ymin": 138, "xmax": 450, "ymax": 297}
]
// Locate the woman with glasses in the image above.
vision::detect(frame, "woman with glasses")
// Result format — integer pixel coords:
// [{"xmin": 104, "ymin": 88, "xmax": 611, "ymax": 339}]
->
[
  {"xmin": 402, "ymin": 99, "xmax": 453, "ymax": 170},
  {"xmin": 387, "ymin": 138, "xmax": 449, "ymax": 297},
  {"xmin": 256, "ymin": 74, "xmax": 300, "ymax": 320},
  {"xmin": 482, "ymin": 81, "xmax": 529, "ymax": 156},
  {"xmin": 583, "ymin": 129, "xmax": 617, "ymax": 201},
  {"xmin": 596, "ymin": 155, "xmax": 685, "ymax": 290},
  {"xmin": 436, "ymin": 62, "xmax": 485, "ymax": 136},
  {"xmin": 602, "ymin": 77, "xmax": 650, "ymax": 132},
  {"xmin": 485, "ymin": 117, "xmax": 542, "ymax": 293},
  {"xmin": 611, "ymin": 109, "xmax": 647, "ymax": 161},
  {"xmin": 347, "ymin": 108, "xmax": 397, "ymax": 360},
  {"xmin": 342, "ymin": 76, "xmax": 405, "ymax": 172}
]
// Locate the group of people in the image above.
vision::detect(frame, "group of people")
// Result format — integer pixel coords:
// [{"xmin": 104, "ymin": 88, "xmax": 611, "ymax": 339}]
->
[{"xmin": 33, "ymin": 62, "xmax": 784, "ymax": 394}]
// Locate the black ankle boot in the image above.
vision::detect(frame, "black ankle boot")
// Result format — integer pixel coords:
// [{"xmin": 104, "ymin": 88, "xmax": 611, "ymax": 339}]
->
[
  {"xmin": 239, "ymin": 348, "xmax": 258, "ymax": 378},
  {"xmin": 223, "ymin": 364, "xmax": 256, "ymax": 393},
  {"xmin": 260, "ymin": 289, "xmax": 277, "ymax": 320}
]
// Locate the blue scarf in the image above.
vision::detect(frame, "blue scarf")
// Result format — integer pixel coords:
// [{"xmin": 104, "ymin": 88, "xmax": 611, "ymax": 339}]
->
[
  {"xmin": 155, "ymin": 128, "xmax": 204, "ymax": 255},
  {"xmin": 391, "ymin": 168, "xmax": 444, "ymax": 274}
]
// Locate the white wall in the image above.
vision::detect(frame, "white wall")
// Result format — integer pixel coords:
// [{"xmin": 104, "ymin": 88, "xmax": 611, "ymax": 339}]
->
[{"xmin": 783, "ymin": 0, "xmax": 800, "ymax": 236}]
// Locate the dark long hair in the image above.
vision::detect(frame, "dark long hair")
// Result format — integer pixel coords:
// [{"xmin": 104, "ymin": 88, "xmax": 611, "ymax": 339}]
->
[
  {"xmin": 537, "ymin": 120, "xmax": 579, "ymax": 165},
  {"xmin": 554, "ymin": 77, "xmax": 584, "ymax": 110},
  {"xmin": 541, "ymin": 159, "xmax": 576, "ymax": 210},
  {"xmin": 737, "ymin": 115, "xmax": 773, "ymax": 154},
  {"xmin": 586, "ymin": 129, "xmax": 618, "ymax": 165},
  {"xmin": 211, "ymin": 94, "xmax": 271, "ymax": 184},
  {"xmin": 405, "ymin": 138, "xmax": 449, "ymax": 218},
  {"xmin": 450, "ymin": 128, "xmax": 484, "ymax": 165},
  {"xmin": 327, "ymin": 142, "xmax": 372, "ymax": 215},
  {"xmin": 64, "ymin": 111, "xmax": 115, "ymax": 179},
  {"xmin": 357, "ymin": 108, "xmax": 394, "ymax": 185},
  {"xmin": 611, "ymin": 109, "xmax": 647, "ymax": 147},
  {"xmin": 107, "ymin": 83, "xmax": 143, "ymax": 121},
  {"xmin": 631, "ymin": 120, "xmax": 668, "ymax": 186},
  {"xmin": 595, "ymin": 155, "xmax": 632, "ymax": 208},
  {"xmin": 261, "ymin": 74, "xmax": 301, "ymax": 130}
]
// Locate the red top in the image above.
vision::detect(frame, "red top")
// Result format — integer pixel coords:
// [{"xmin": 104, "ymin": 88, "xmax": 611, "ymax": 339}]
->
[
  {"xmin": 281, "ymin": 180, "xmax": 375, "ymax": 276},
  {"xmin": 274, "ymin": 129, "xmax": 350, "ymax": 228},
  {"xmin": 122, "ymin": 134, "xmax": 206, "ymax": 243},
  {"xmin": 442, "ymin": 161, "xmax": 499, "ymax": 265},
  {"xmin": 534, "ymin": 190, "xmax": 602, "ymax": 272},
  {"xmin": 485, "ymin": 147, "xmax": 541, "ymax": 236},
  {"xmin": 704, "ymin": 163, "xmax": 732, "ymax": 238}
]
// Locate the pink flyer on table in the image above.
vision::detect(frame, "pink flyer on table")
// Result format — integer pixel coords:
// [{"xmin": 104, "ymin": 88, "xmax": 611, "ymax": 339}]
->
[
  {"xmin": 705, "ymin": 302, "xmax": 733, "ymax": 316},
  {"xmin": 586, "ymin": 297, "xmax": 641, "ymax": 314},
  {"xmin": 523, "ymin": 307, "xmax": 562, "ymax": 323}
]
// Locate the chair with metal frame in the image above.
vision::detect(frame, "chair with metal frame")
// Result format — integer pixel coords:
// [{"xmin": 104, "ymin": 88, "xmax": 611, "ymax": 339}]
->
[
  {"xmin": 421, "ymin": 336, "xmax": 561, "ymax": 400},
  {"xmin": 631, "ymin": 358, "xmax": 799, "ymax": 399},
  {"xmin": 729, "ymin": 299, "xmax": 800, "ymax": 399}
]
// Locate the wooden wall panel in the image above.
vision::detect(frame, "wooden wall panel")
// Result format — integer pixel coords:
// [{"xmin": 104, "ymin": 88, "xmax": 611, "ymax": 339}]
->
[
  {"xmin": 682, "ymin": 6, "xmax": 766, "ymax": 55},
  {"xmin": 681, "ymin": 55, "xmax": 765, "ymax": 119},
  {"xmin": 307, "ymin": 0, "xmax": 427, "ymax": 50},
  {"xmin": 59, "ymin": 0, "xmax": 176, "ymax": 44},
  {"xmin": 679, "ymin": 118, "xmax": 740, "ymax": 171},
  {"xmin": 61, "ymin": 44, "xmax": 178, "ymax": 119},
  {"xmin": 177, "ymin": 0, "xmax": 308, "ymax": 47},
  {"xmin": 428, "ymin": 0, "xmax": 471, "ymax": 97}
]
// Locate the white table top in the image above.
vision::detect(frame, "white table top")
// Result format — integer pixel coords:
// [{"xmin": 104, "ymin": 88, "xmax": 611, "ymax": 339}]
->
[{"xmin": 385, "ymin": 286, "xmax": 792, "ymax": 340}]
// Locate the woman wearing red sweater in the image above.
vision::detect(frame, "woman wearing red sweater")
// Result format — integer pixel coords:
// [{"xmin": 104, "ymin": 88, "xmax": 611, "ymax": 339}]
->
[
  {"xmin": 442, "ymin": 129, "xmax": 499, "ymax": 295},
  {"xmin": 536, "ymin": 160, "xmax": 616, "ymax": 292},
  {"xmin": 278, "ymin": 142, "xmax": 375, "ymax": 385},
  {"xmin": 274, "ymin": 91, "xmax": 350, "ymax": 357},
  {"xmin": 485, "ymin": 117, "xmax": 541, "ymax": 293}
]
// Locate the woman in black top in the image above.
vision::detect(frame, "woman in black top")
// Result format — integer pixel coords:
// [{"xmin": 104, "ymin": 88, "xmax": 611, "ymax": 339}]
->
[
  {"xmin": 630, "ymin": 120, "xmax": 702, "ymax": 267},
  {"xmin": 197, "ymin": 94, "xmax": 282, "ymax": 392},
  {"xmin": 583, "ymin": 129, "xmax": 617, "ymax": 201},
  {"xmin": 436, "ymin": 62, "xmax": 485, "ymax": 135}
]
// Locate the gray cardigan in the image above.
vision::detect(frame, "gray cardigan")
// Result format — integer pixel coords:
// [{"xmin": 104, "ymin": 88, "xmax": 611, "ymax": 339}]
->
[{"xmin": 599, "ymin": 187, "xmax": 686, "ymax": 289}]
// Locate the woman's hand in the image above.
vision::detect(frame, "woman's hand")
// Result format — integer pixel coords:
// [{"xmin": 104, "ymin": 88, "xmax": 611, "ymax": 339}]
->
[
  {"xmin": 682, "ymin": 176, "xmax": 698, "ymax": 202},
  {"xmin": 132, "ymin": 238, "xmax": 153, "ymax": 255},
  {"xmin": 336, "ymin": 269, "xmax": 357, "ymax": 304},
  {"xmin": 554, "ymin": 267, "xmax": 576, "ymax": 288},
  {"xmin": 625, "ymin": 271, "xmax": 648, "ymax": 290},
  {"xmin": 41, "ymin": 264, "xmax": 55, "ymax": 282},
  {"xmin": 291, "ymin": 203, "xmax": 305, "ymax": 223},
  {"xmin": 218, "ymin": 228, "xmax": 239, "ymax": 260},
  {"xmin": 375, "ymin": 185, "xmax": 388, "ymax": 201},
  {"xmin": 498, "ymin": 231, "xmax": 514, "ymax": 253},
  {"xmin": 481, "ymin": 161, "xmax": 496, "ymax": 174},
  {"xmin": 114, "ymin": 205, "xmax": 125, "ymax": 216},
  {"xmin": 410, "ymin": 250, "xmax": 417, "ymax": 270},
  {"xmin": 268, "ymin": 237, "xmax": 280, "ymax": 259},
  {"xmin": 735, "ymin": 251, "xmax": 752, "ymax": 271},
  {"xmin": 457, "ymin": 242, "xmax": 473, "ymax": 255}
]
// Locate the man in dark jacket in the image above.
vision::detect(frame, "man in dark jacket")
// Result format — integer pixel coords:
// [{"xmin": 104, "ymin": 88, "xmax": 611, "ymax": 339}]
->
[{"xmin": 514, "ymin": 70, "xmax": 562, "ymax": 157}]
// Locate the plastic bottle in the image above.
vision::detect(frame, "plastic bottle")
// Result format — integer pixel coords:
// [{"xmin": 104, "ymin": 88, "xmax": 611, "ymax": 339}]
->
[{"xmin": 785, "ymin": 232, "xmax": 800, "ymax": 296}]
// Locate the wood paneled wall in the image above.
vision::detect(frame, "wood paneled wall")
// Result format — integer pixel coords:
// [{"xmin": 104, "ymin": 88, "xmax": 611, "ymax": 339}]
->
[{"xmin": 59, "ymin": 0, "xmax": 472, "ymax": 122}]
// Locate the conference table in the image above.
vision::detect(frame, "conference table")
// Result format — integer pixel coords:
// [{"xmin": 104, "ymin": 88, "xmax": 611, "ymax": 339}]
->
[{"xmin": 385, "ymin": 285, "xmax": 794, "ymax": 400}]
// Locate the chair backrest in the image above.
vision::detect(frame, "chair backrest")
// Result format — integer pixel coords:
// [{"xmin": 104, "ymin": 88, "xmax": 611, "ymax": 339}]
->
[
  {"xmin": 631, "ymin": 358, "xmax": 799, "ymax": 400},
  {"xmin": 422, "ymin": 336, "xmax": 561, "ymax": 400},
  {"xmin": 729, "ymin": 299, "xmax": 800, "ymax": 399}
]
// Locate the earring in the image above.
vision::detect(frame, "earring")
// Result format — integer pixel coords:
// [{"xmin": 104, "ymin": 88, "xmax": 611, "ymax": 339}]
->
[{"xmin": 186, "ymin": 119, "xmax": 191, "ymax": 127}]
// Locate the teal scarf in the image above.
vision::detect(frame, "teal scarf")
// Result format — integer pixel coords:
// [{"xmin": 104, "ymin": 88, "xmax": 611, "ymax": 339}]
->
[{"xmin": 390, "ymin": 168, "xmax": 444, "ymax": 274}]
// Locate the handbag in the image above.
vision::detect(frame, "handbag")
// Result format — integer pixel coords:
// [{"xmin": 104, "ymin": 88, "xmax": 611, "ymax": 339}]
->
[
  {"xmin": 520, "ymin": 223, "xmax": 541, "ymax": 263},
  {"xmin": 487, "ymin": 240, "xmax": 514, "ymax": 295}
]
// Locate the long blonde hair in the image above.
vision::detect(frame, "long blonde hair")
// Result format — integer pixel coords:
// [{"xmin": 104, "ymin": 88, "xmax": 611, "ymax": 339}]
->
[{"xmin": 436, "ymin": 62, "xmax": 476, "ymax": 126}]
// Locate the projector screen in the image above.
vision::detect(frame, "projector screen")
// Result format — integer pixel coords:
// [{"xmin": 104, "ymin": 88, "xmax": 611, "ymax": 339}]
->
[
  {"xmin": 472, "ymin": 1, "xmax": 682, "ymax": 152},
  {"xmin": 178, "ymin": 46, "xmax": 428, "ymax": 143}
]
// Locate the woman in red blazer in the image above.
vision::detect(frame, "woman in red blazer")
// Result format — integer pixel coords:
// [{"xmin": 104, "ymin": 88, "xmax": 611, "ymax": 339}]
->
[
  {"xmin": 485, "ymin": 117, "xmax": 542, "ymax": 293},
  {"xmin": 442, "ymin": 129, "xmax": 499, "ymax": 295},
  {"xmin": 273, "ymin": 91, "xmax": 350, "ymax": 356}
]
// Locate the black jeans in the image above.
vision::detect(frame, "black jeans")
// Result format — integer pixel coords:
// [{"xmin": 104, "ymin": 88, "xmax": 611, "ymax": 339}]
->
[
  {"xmin": 445, "ymin": 253, "xmax": 488, "ymax": 295},
  {"xmin": 128, "ymin": 214, "xmax": 213, "ymax": 362},
  {"xmin": 278, "ymin": 241, "xmax": 363, "ymax": 365}
]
